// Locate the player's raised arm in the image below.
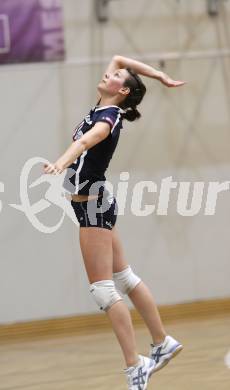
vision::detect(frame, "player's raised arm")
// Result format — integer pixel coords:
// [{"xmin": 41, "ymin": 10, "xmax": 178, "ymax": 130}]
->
[{"xmin": 105, "ymin": 55, "xmax": 186, "ymax": 87}]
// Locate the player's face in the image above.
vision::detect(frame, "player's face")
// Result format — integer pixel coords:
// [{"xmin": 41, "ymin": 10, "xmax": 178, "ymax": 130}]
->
[{"xmin": 98, "ymin": 68, "xmax": 130, "ymax": 97}]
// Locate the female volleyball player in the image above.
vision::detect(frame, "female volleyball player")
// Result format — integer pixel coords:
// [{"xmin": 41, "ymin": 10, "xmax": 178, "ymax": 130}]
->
[{"xmin": 44, "ymin": 55, "xmax": 185, "ymax": 390}]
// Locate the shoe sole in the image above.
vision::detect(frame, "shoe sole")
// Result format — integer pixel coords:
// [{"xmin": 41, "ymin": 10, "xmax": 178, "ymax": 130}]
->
[{"xmin": 152, "ymin": 344, "xmax": 183, "ymax": 374}]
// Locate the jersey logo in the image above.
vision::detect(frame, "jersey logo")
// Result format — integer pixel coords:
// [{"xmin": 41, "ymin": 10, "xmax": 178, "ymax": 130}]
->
[
  {"xmin": 75, "ymin": 130, "xmax": 83, "ymax": 140},
  {"xmin": 73, "ymin": 120, "xmax": 84, "ymax": 139},
  {"xmin": 85, "ymin": 114, "xmax": 93, "ymax": 125}
]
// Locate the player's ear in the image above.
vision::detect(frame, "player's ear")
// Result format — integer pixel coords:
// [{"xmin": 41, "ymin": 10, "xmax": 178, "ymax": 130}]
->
[{"xmin": 119, "ymin": 86, "xmax": 130, "ymax": 97}]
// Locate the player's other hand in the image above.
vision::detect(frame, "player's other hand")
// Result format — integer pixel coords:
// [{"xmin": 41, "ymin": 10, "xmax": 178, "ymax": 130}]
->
[{"xmin": 43, "ymin": 162, "xmax": 64, "ymax": 175}]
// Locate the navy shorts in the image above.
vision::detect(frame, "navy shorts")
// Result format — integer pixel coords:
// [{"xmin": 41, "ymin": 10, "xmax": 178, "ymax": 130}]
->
[{"xmin": 71, "ymin": 193, "xmax": 118, "ymax": 230}]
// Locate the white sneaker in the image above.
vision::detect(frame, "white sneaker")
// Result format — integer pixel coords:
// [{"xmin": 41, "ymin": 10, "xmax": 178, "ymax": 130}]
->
[
  {"xmin": 124, "ymin": 355, "xmax": 156, "ymax": 390},
  {"xmin": 149, "ymin": 335, "xmax": 183, "ymax": 372}
]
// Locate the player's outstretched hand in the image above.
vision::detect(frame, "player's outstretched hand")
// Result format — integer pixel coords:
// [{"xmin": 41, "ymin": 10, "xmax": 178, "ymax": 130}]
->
[{"xmin": 159, "ymin": 72, "xmax": 186, "ymax": 88}]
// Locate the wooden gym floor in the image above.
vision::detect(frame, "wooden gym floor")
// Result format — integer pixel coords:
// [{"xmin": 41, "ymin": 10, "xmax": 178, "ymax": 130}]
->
[{"xmin": 0, "ymin": 314, "xmax": 230, "ymax": 390}]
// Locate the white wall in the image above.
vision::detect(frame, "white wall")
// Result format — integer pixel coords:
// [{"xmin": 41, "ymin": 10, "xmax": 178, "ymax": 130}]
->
[{"xmin": 0, "ymin": 0, "xmax": 230, "ymax": 324}]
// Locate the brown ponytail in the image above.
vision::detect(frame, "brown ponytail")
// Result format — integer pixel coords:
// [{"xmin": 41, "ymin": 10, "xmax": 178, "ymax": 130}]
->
[{"xmin": 122, "ymin": 106, "xmax": 141, "ymax": 122}]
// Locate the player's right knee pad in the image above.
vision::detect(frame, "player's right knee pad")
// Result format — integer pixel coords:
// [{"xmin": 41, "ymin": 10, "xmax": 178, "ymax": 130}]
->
[
  {"xmin": 90, "ymin": 279, "xmax": 122, "ymax": 311},
  {"xmin": 113, "ymin": 265, "xmax": 141, "ymax": 295}
]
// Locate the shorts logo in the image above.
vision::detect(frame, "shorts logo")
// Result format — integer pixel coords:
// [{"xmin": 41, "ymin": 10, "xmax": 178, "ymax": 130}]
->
[{"xmin": 105, "ymin": 221, "xmax": 113, "ymax": 228}]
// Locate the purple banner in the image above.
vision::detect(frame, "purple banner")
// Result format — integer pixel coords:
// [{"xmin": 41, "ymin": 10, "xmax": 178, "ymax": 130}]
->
[{"xmin": 0, "ymin": 0, "xmax": 65, "ymax": 64}]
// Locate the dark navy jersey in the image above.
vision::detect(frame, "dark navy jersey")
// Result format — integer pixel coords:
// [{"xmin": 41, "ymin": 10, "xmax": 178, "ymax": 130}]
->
[{"xmin": 63, "ymin": 104, "xmax": 124, "ymax": 195}]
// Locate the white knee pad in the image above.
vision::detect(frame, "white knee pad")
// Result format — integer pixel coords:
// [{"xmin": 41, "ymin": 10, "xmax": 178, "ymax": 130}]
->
[
  {"xmin": 113, "ymin": 265, "xmax": 141, "ymax": 295},
  {"xmin": 90, "ymin": 280, "xmax": 122, "ymax": 311}
]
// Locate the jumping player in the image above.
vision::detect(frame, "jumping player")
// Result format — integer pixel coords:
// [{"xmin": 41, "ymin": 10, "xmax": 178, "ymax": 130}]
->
[{"xmin": 44, "ymin": 55, "xmax": 185, "ymax": 390}]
